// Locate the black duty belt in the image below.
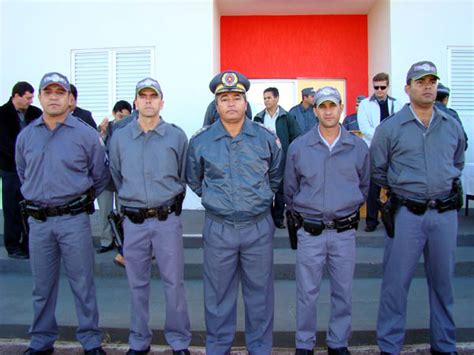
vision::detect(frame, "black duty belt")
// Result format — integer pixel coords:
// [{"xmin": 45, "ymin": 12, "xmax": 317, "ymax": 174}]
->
[
  {"xmin": 20, "ymin": 188, "xmax": 95, "ymax": 221},
  {"xmin": 303, "ymin": 211, "xmax": 360, "ymax": 237},
  {"xmin": 394, "ymin": 193, "xmax": 458, "ymax": 215},
  {"xmin": 121, "ymin": 205, "xmax": 177, "ymax": 224}
]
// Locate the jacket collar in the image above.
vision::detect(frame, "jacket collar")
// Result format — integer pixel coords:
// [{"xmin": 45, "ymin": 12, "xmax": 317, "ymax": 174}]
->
[
  {"xmin": 212, "ymin": 117, "xmax": 257, "ymax": 141},
  {"xmin": 131, "ymin": 117, "xmax": 166, "ymax": 139},
  {"xmin": 369, "ymin": 94, "xmax": 396, "ymax": 102},
  {"xmin": 256, "ymin": 105, "xmax": 288, "ymax": 119},
  {"xmin": 33, "ymin": 113, "xmax": 77, "ymax": 128},
  {"xmin": 399, "ymin": 104, "xmax": 447, "ymax": 126},
  {"xmin": 307, "ymin": 124, "xmax": 355, "ymax": 148}
]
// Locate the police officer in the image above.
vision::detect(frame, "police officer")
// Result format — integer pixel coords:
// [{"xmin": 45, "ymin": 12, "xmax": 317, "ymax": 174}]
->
[
  {"xmin": 289, "ymin": 87, "xmax": 318, "ymax": 134},
  {"xmin": 186, "ymin": 71, "xmax": 283, "ymax": 355},
  {"xmin": 435, "ymin": 83, "xmax": 468, "ymax": 149},
  {"xmin": 15, "ymin": 72, "xmax": 110, "ymax": 355},
  {"xmin": 371, "ymin": 61, "xmax": 465, "ymax": 355},
  {"xmin": 285, "ymin": 87, "xmax": 370, "ymax": 355},
  {"xmin": 108, "ymin": 78, "xmax": 191, "ymax": 355}
]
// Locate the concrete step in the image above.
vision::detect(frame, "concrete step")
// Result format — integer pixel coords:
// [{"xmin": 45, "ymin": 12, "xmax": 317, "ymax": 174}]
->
[
  {"xmin": 1, "ymin": 245, "xmax": 473, "ymax": 280},
  {"xmin": 1, "ymin": 273, "xmax": 473, "ymax": 348}
]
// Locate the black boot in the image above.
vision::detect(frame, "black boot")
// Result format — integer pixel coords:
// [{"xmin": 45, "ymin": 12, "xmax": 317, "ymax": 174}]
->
[
  {"xmin": 328, "ymin": 347, "xmax": 351, "ymax": 355},
  {"xmin": 295, "ymin": 349, "xmax": 314, "ymax": 355}
]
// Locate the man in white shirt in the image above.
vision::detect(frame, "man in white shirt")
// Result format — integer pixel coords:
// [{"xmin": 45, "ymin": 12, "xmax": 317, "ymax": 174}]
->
[{"xmin": 358, "ymin": 73, "xmax": 403, "ymax": 232}]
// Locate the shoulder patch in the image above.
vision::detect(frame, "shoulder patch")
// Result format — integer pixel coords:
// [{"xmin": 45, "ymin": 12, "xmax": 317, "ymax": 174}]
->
[{"xmin": 191, "ymin": 125, "xmax": 211, "ymax": 139}]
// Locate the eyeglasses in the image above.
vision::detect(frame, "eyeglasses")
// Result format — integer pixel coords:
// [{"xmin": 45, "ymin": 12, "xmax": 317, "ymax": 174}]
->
[{"xmin": 374, "ymin": 86, "xmax": 387, "ymax": 90}]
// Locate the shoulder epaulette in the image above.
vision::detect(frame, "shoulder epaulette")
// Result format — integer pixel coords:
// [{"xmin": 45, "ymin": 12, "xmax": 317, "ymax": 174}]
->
[{"xmin": 191, "ymin": 125, "xmax": 211, "ymax": 139}]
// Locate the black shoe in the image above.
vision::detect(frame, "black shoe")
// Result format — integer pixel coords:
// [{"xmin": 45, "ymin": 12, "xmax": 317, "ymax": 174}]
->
[
  {"xmin": 430, "ymin": 349, "xmax": 458, "ymax": 355},
  {"xmin": 295, "ymin": 349, "xmax": 314, "ymax": 355},
  {"xmin": 126, "ymin": 347, "xmax": 150, "ymax": 355},
  {"xmin": 275, "ymin": 221, "xmax": 286, "ymax": 229},
  {"xmin": 173, "ymin": 350, "xmax": 190, "ymax": 355},
  {"xmin": 85, "ymin": 347, "xmax": 106, "ymax": 354},
  {"xmin": 364, "ymin": 225, "xmax": 377, "ymax": 232},
  {"xmin": 8, "ymin": 250, "xmax": 29, "ymax": 259},
  {"xmin": 328, "ymin": 347, "xmax": 351, "ymax": 355},
  {"xmin": 380, "ymin": 352, "xmax": 392, "ymax": 355},
  {"xmin": 24, "ymin": 348, "xmax": 54, "ymax": 355},
  {"xmin": 96, "ymin": 242, "xmax": 114, "ymax": 254}
]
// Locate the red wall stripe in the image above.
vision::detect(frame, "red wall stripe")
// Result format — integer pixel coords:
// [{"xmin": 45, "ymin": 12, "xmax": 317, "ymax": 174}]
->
[{"xmin": 221, "ymin": 15, "xmax": 368, "ymax": 114}]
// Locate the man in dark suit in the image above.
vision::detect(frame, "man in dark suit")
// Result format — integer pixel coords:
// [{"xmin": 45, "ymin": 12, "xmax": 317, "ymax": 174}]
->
[
  {"xmin": 70, "ymin": 84, "xmax": 97, "ymax": 129},
  {"xmin": 0, "ymin": 81, "xmax": 42, "ymax": 259}
]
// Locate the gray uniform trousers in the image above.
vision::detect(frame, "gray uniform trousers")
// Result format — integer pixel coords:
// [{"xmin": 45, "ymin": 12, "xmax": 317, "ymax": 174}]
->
[
  {"xmin": 123, "ymin": 213, "xmax": 191, "ymax": 351},
  {"xmin": 28, "ymin": 213, "xmax": 102, "ymax": 351},
  {"xmin": 296, "ymin": 228, "xmax": 356, "ymax": 350},
  {"xmin": 377, "ymin": 207, "xmax": 457, "ymax": 354},
  {"xmin": 203, "ymin": 213, "xmax": 275, "ymax": 355}
]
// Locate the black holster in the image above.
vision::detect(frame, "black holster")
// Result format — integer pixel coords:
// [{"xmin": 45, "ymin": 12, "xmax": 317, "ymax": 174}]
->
[
  {"xmin": 286, "ymin": 210, "xmax": 303, "ymax": 250},
  {"xmin": 175, "ymin": 192, "xmax": 184, "ymax": 216},
  {"xmin": 68, "ymin": 188, "xmax": 95, "ymax": 215},
  {"xmin": 377, "ymin": 192, "xmax": 399, "ymax": 238},
  {"xmin": 121, "ymin": 206, "xmax": 145, "ymax": 224},
  {"xmin": 108, "ymin": 211, "xmax": 124, "ymax": 251},
  {"xmin": 452, "ymin": 178, "xmax": 463, "ymax": 211}
]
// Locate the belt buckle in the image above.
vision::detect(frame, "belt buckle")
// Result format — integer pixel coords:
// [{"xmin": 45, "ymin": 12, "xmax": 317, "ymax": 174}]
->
[
  {"xmin": 146, "ymin": 209, "xmax": 157, "ymax": 218},
  {"xmin": 427, "ymin": 200, "xmax": 437, "ymax": 209},
  {"xmin": 326, "ymin": 221, "xmax": 335, "ymax": 229}
]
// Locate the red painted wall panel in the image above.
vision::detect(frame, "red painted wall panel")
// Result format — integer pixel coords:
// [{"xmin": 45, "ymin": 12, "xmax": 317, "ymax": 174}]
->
[{"xmin": 221, "ymin": 15, "xmax": 368, "ymax": 114}]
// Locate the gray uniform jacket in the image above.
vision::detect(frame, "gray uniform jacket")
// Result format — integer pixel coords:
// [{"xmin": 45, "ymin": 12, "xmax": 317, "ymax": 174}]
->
[
  {"xmin": 284, "ymin": 125, "xmax": 370, "ymax": 220},
  {"xmin": 370, "ymin": 104, "xmax": 465, "ymax": 201},
  {"xmin": 109, "ymin": 118, "xmax": 188, "ymax": 208},
  {"xmin": 15, "ymin": 114, "xmax": 110, "ymax": 206},
  {"xmin": 186, "ymin": 118, "xmax": 283, "ymax": 227}
]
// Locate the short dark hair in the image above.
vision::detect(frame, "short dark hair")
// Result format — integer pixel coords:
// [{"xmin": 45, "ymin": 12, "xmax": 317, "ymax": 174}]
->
[
  {"xmin": 372, "ymin": 72, "xmax": 389, "ymax": 85},
  {"xmin": 11, "ymin": 81, "xmax": 34, "ymax": 97},
  {"xmin": 436, "ymin": 92, "xmax": 449, "ymax": 102},
  {"xmin": 264, "ymin": 87, "xmax": 279, "ymax": 98},
  {"xmin": 70, "ymin": 84, "xmax": 78, "ymax": 100},
  {"xmin": 113, "ymin": 100, "xmax": 132, "ymax": 114}
]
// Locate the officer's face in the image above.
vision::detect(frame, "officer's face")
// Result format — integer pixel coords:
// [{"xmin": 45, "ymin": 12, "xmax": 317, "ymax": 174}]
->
[
  {"xmin": 215, "ymin": 92, "xmax": 247, "ymax": 124},
  {"xmin": 314, "ymin": 100, "xmax": 343, "ymax": 129},
  {"xmin": 135, "ymin": 88, "xmax": 163, "ymax": 118},
  {"xmin": 39, "ymin": 84, "xmax": 71, "ymax": 118},
  {"xmin": 373, "ymin": 80, "xmax": 389, "ymax": 100},
  {"xmin": 405, "ymin": 75, "xmax": 437, "ymax": 108},
  {"xmin": 303, "ymin": 94, "xmax": 315, "ymax": 106},
  {"xmin": 263, "ymin": 92, "xmax": 278, "ymax": 110}
]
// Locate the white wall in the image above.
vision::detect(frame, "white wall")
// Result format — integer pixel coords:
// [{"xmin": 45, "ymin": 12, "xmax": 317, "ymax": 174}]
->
[
  {"xmin": 1, "ymin": 0, "xmax": 215, "ymax": 208},
  {"xmin": 367, "ymin": 0, "xmax": 394, "ymax": 97},
  {"xmin": 389, "ymin": 0, "xmax": 474, "ymax": 162}
]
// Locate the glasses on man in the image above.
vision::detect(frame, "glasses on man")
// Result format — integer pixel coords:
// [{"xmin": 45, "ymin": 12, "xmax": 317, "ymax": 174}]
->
[{"xmin": 374, "ymin": 86, "xmax": 387, "ymax": 90}]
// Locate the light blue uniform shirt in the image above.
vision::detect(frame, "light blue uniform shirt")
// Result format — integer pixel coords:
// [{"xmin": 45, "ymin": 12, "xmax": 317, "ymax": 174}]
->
[
  {"xmin": 284, "ymin": 125, "xmax": 370, "ymax": 220},
  {"xmin": 109, "ymin": 118, "xmax": 188, "ymax": 208},
  {"xmin": 15, "ymin": 114, "xmax": 110, "ymax": 206},
  {"xmin": 370, "ymin": 104, "xmax": 465, "ymax": 201}
]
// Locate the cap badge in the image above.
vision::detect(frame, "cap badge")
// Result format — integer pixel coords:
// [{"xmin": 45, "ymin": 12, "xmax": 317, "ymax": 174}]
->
[{"xmin": 222, "ymin": 72, "xmax": 238, "ymax": 87}]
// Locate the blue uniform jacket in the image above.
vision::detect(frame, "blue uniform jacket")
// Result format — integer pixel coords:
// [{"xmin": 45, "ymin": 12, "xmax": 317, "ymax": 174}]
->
[
  {"xmin": 284, "ymin": 125, "xmax": 370, "ymax": 220},
  {"xmin": 186, "ymin": 118, "xmax": 283, "ymax": 227}
]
